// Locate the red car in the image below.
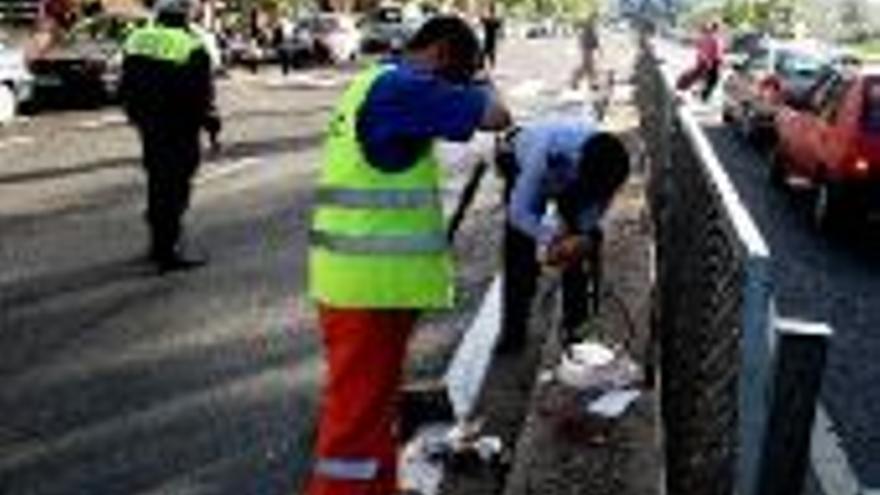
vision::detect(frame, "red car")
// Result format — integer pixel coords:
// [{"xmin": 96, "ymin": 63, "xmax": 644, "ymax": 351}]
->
[{"xmin": 772, "ymin": 64, "xmax": 880, "ymax": 231}]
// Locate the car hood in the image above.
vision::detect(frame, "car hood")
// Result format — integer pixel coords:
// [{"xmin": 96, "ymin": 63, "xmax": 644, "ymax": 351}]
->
[{"xmin": 38, "ymin": 41, "xmax": 119, "ymax": 61}]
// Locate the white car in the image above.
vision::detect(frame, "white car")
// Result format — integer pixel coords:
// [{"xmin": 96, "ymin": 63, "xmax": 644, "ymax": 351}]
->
[
  {"xmin": 313, "ymin": 14, "xmax": 361, "ymax": 63},
  {"xmin": 0, "ymin": 38, "xmax": 34, "ymax": 123},
  {"xmin": 190, "ymin": 24, "xmax": 224, "ymax": 74}
]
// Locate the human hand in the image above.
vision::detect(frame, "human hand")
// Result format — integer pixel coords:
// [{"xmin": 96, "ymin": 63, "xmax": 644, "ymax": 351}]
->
[{"xmin": 545, "ymin": 234, "xmax": 590, "ymax": 269}]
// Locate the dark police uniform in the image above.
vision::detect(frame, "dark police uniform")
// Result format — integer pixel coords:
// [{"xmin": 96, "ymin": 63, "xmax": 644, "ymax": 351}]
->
[{"xmin": 120, "ymin": 20, "xmax": 217, "ymax": 269}]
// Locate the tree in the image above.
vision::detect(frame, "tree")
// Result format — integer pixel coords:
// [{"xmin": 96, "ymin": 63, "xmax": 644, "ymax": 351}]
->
[{"xmin": 839, "ymin": 0, "xmax": 867, "ymax": 41}]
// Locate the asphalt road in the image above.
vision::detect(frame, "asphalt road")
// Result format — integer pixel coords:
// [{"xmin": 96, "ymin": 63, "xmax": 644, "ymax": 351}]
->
[
  {"xmin": 0, "ymin": 35, "xmax": 602, "ymax": 495},
  {"xmin": 654, "ymin": 38, "xmax": 879, "ymax": 489},
  {"xmin": 0, "ymin": 68, "xmax": 338, "ymax": 495},
  {"xmin": 703, "ymin": 123, "xmax": 880, "ymax": 488}
]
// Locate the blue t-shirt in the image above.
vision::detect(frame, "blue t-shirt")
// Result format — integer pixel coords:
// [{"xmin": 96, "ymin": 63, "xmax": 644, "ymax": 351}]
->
[
  {"xmin": 510, "ymin": 117, "xmax": 605, "ymax": 247},
  {"xmin": 356, "ymin": 60, "xmax": 489, "ymax": 172}
]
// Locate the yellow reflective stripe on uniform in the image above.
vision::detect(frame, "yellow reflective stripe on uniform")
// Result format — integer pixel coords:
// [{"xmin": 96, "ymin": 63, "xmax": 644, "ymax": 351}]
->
[
  {"xmin": 314, "ymin": 457, "xmax": 379, "ymax": 480},
  {"xmin": 316, "ymin": 187, "xmax": 440, "ymax": 209},
  {"xmin": 124, "ymin": 25, "xmax": 201, "ymax": 64},
  {"xmin": 310, "ymin": 230, "xmax": 447, "ymax": 254}
]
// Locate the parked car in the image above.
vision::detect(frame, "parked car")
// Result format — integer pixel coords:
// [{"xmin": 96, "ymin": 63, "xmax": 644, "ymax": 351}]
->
[
  {"xmin": 189, "ymin": 23, "xmax": 224, "ymax": 74},
  {"xmin": 722, "ymin": 39, "xmax": 832, "ymax": 144},
  {"xmin": 360, "ymin": 5, "xmax": 412, "ymax": 54},
  {"xmin": 28, "ymin": 13, "xmax": 146, "ymax": 105},
  {"xmin": 0, "ymin": 36, "xmax": 34, "ymax": 121},
  {"xmin": 771, "ymin": 64, "xmax": 880, "ymax": 231},
  {"xmin": 724, "ymin": 30, "xmax": 767, "ymax": 66},
  {"xmin": 312, "ymin": 13, "xmax": 362, "ymax": 63},
  {"xmin": 223, "ymin": 32, "xmax": 270, "ymax": 68}
]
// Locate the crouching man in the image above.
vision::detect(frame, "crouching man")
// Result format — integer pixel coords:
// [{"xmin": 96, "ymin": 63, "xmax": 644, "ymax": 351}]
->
[{"xmin": 499, "ymin": 118, "xmax": 630, "ymax": 352}]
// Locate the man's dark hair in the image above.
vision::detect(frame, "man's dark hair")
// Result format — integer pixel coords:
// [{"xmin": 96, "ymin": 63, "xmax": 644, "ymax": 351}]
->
[
  {"xmin": 156, "ymin": 12, "xmax": 188, "ymax": 27},
  {"xmin": 406, "ymin": 15, "xmax": 481, "ymax": 79},
  {"xmin": 577, "ymin": 132, "xmax": 630, "ymax": 201}
]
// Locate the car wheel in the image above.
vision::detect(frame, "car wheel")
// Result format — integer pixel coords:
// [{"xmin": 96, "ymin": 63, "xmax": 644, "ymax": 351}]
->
[
  {"xmin": 814, "ymin": 182, "xmax": 848, "ymax": 234},
  {"xmin": 0, "ymin": 83, "xmax": 16, "ymax": 125},
  {"xmin": 769, "ymin": 148, "xmax": 787, "ymax": 189},
  {"xmin": 722, "ymin": 104, "xmax": 734, "ymax": 124}
]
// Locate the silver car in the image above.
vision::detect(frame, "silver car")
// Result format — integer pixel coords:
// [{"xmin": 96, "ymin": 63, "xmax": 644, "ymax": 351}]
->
[{"xmin": 0, "ymin": 36, "xmax": 35, "ymax": 121}]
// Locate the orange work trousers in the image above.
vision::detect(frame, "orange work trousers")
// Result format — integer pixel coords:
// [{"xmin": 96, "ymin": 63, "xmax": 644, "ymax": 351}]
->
[{"xmin": 305, "ymin": 305, "xmax": 416, "ymax": 495}]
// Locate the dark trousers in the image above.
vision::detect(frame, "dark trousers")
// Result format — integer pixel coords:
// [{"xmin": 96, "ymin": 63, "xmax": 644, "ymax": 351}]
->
[
  {"xmin": 138, "ymin": 126, "xmax": 201, "ymax": 259},
  {"xmin": 700, "ymin": 62, "xmax": 720, "ymax": 101},
  {"xmin": 279, "ymin": 48, "xmax": 293, "ymax": 75},
  {"xmin": 500, "ymin": 155, "xmax": 589, "ymax": 347}
]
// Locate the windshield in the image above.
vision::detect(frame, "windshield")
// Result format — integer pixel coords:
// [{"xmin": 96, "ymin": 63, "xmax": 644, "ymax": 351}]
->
[
  {"xmin": 745, "ymin": 48, "xmax": 770, "ymax": 71},
  {"xmin": 372, "ymin": 8, "xmax": 402, "ymax": 23},
  {"xmin": 315, "ymin": 17, "xmax": 341, "ymax": 33},
  {"xmin": 777, "ymin": 49, "xmax": 824, "ymax": 77},
  {"xmin": 862, "ymin": 77, "xmax": 880, "ymax": 133}
]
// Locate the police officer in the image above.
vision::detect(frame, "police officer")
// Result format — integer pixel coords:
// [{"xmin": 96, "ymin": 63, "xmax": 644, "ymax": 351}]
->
[
  {"xmin": 306, "ymin": 16, "xmax": 511, "ymax": 495},
  {"xmin": 120, "ymin": 0, "xmax": 219, "ymax": 272}
]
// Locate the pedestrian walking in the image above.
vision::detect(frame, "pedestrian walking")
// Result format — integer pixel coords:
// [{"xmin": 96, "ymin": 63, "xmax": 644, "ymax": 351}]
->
[
  {"xmin": 696, "ymin": 21, "xmax": 723, "ymax": 101},
  {"xmin": 274, "ymin": 17, "xmax": 296, "ymax": 75},
  {"xmin": 306, "ymin": 15, "xmax": 511, "ymax": 495},
  {"xmin": 570, "ymin": 14, "xmax": 600, "ymax": 90},
  {"xmin": 676, "ymin": 21, "xmax": 723, "ymax": 101},
  {"xmin": 480, "ymin": 5, "xmax": 503, "ymax": 67},
  {"xmin": 498, "ymin": 117, "xmax": 630, "ymax": 353},
  {"xmin": 120, "ymin": 0, "xmax": 220, "ymax": 273}
]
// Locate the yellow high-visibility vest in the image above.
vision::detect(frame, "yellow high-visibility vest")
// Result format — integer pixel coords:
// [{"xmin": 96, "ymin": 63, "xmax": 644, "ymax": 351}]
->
[{"xmin": 308, "ymin": 64, "xmax": 453, "ymax": 309}]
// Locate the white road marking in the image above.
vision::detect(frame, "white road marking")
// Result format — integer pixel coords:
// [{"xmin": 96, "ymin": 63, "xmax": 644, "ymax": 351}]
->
[
  {"xmin": 443, "ymin": 274, "xmax": 503, "ymax": 420},
  {"xmin": 264, "ymin": 72, "xmax": 342, "ymax": 89},
  {"xmin": 508, "ymin": 79, "xmax": 547, "ymax": 99},
  {"xmin": 196, "ymin": 156, "xmax": 262, "ymax": 184},
  {"xmin": 811, "ymin": 405, "xmax": 880, "ymax": 495},
  {"xmin": 0, "ymin": 135, "xmax": 35, "ymax": 150},
  {"xmin": 74, "ymin": 113, "xmax": 127, "ymax": 130}
]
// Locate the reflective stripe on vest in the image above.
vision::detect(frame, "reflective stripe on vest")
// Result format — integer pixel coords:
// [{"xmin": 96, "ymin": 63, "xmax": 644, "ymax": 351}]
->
[
  {"xmin": 310, "ymin": 229, "xmax": 447, "ymax": 254},
  {"xmin": 316, "ymin": 187, "xmax": 441, "ymax": 209},
  {"xmin": 314, "ymin": 457, "xmax": 379, "ymax": 481}
]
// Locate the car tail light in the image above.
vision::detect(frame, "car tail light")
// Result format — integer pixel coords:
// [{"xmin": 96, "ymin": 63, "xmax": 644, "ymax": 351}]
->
[{"xmin": 854, "ymin": 157, "xmax": 871, "ymax": 174}]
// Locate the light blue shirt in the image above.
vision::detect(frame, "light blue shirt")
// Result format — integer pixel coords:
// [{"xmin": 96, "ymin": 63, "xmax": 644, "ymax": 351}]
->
[{"xmin": 510, "ymin": 117, "xmax": 604, "ymax": 247}]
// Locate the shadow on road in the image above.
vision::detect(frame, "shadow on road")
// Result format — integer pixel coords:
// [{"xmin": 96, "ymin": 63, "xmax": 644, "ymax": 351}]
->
[{"xmin": 0, "ymin": 132, "xmax": 322, "ymax": 186}]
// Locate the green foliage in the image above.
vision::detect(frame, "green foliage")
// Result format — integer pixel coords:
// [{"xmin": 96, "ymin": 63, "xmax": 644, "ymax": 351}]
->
[{"xmin": 497, "ymin": 0, "xmax": 603, "ymax": 18}]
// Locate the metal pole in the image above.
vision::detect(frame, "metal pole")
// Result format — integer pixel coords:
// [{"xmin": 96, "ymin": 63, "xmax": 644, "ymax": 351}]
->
[{"xmin": 757, "ymin": 319, "xmax": 831, "ymax": 495}]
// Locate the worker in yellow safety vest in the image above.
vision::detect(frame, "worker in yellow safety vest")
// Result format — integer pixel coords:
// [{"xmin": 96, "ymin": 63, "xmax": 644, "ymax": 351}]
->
[{"xmin": 306, "ymin": 15, "xmax": 512, "ymax": 495}]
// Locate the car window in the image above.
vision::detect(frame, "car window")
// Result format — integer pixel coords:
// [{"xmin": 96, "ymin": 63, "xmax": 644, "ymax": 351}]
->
[
  {"xmin": 820, "ymin": 77, "xmax": 853, "ymax": 123},
  {"xmin": 808, "ymin": 71, "xmax": 841, "ymax": 112},
  {"xmin": 861, "ymin": 77, "xmax": 880, "ymax": 133},
  {"xmin": 729, "ymin": 33, "xmax": 762, "ymax": 55},
  {"xmin": 745, "ymin": 48, "xmax": 770, "ymax": 71},
  {"xmin": 316, "ymin": 18, "xmax": 340, "ymax": 33},
  {"xmin": 68, "ymin": 16, "xmax": 135, "ymax": 43},
  {"xmin": 776, "ymin": 49, "xmax": 824, "ymax": 78},
  {"xmin": 376, "ymin": 9, "xmax": 402, "ymax": 23}
]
